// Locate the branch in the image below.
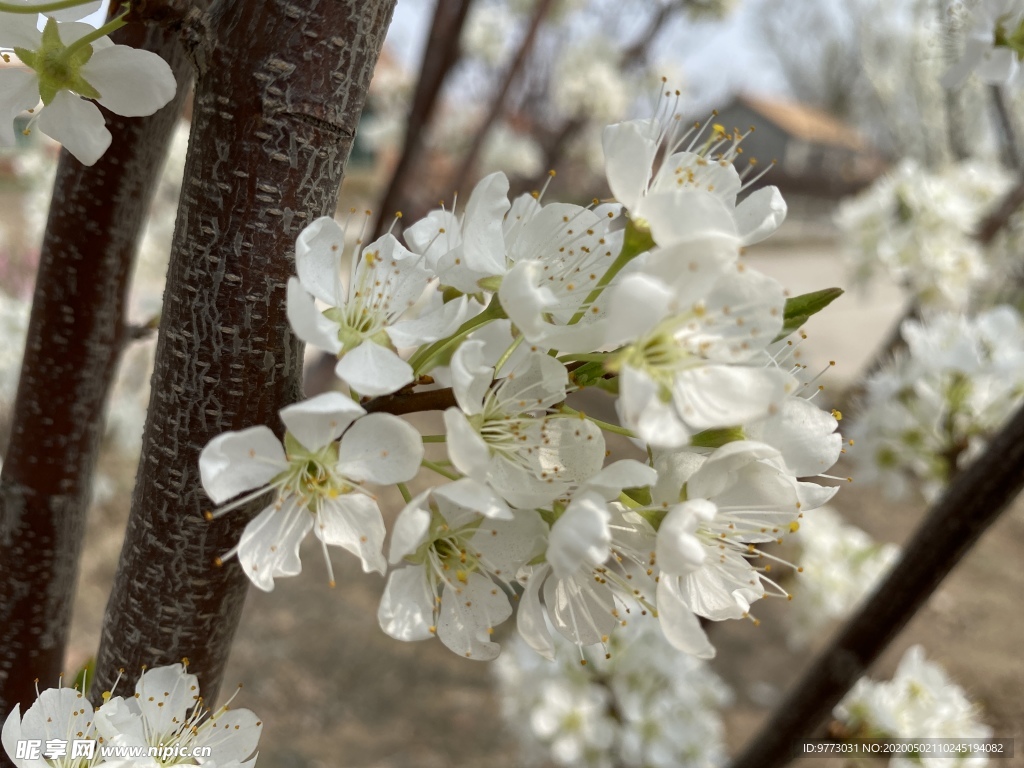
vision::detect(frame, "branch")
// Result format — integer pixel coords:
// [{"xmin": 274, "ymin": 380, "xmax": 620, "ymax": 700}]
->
[
  {"xmin": 975, "ymin": 172, "xmax": 1024, "ymax": 246},
  {"xmin": 989, "ymin": 85, "xmax": 1021, "ymax": 171},
  {"xmin": 90, "ymin": 0, "xmax": 397, "ymax": 708},
  {"xmin": 363, "ymin": 386, "xmax": 456, "ymax": 416},
  {"xmin": 370, "ymin": 0, "xmax": 474, "ymax": 240},
  {"xmin": 449, "ymin": 0, "xmax": 556, "ymax": 196},
  {"xmin": 0, "ymin": 15, "xmax": 192, "ymax": 724},
  {"xmin": 727, "ymin": 400, "xmax": 1024, "ymax": 768}
]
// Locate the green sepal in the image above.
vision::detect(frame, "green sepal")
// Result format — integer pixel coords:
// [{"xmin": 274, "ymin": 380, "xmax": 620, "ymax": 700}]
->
[
  {"xmin": 622, "ymin": 486, "xmax": 652, "ymax": 506},
  {"xmin": 283, "ymin": 431, "xmax": 305, "ymax": 456},
  {"xmin": 690, "ymin": 425, "xmax": 746, "ymax": 449},
  {"xmin": 13, "ymin": 47, "xmax": 37, "ymax": 69},
  {"xmin": 442, "ymin": 286, "xmax": 465, "ymax": 304},
  {"xmin": 39, "ymin": 79, "xmax": 58, "ymax": 106},
  {"xmin": 569, "ymin": 360, "xmax": 606, "ymax": 388},
  {"xmin": 477, "ymin": 275, "xmax": 503, "ymax": 293},
  {"xmin": 40, "ymin": 16, "xmax": 62, "ymax": 50},
  {"xmin": 772, "ymin": 287, "xmax": 844, "ymax": 342}
]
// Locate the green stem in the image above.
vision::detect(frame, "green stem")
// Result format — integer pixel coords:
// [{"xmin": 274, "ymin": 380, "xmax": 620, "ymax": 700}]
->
[
  {"xmin": 397, "ymin": 482, "xmax": 412, "ymax": 503},
  {"xmin": 494, "ymin": 335, "xmax": 524, "ymax": 375},
  {"xmin": 565, "ymin": 225, "xmax": 651, "ymax": 327},
  {"xmin": 617, "ymin": 492, "xmax": 640, "ymax": 509},
  {"xmin": 558, "ymin": 353, "xmax": 606, "ymax": 363},
  {"xmin": 0, "ymin": 0, "xmax": 95, "ymax": 12},
  {"xmin": 63, "ymin": 11, "xmax": 129, "ymax": 58},
  {"xmin": 558, "ymin": 405, "xmax": 636, "ymax": 438},
  {"xmin": 421, "ymin": 434, "xmax": 446, "ymax": 443},
  {"xmin": 421, "ymin": 459, "xmax": 460, "ymax": 481},
  {"xmin": 409, "ymin": 296, "xmax": 507, "ymax": 376}
]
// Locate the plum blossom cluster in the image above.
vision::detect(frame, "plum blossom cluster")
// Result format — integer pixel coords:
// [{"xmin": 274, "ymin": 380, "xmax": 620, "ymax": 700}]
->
[
  {"xmin": 782, "ymin": 506, "xmax": 901, "ymax": 650},
  {"xmin": 834, "ymin": 645, "xmax": 992, "ymax": 768},
  {"xmin": 848, "ymin": 305, "xmax": 1024, "ymax": 501},
  {"xmin": 494, "ymin": 617, "xmax": 732, "ymax": 768},
  {"xmin": 200, "ymin": 103, "xmax": 845, "ymax": 662},
  {"xmin": 0, "ymin": 0, "xmax": 177, "ymax": 166},
  {"xmin": 2, "ymin": 663, "xmax": 261, "ymax": 767},
  {"xmin": 835, "ymin": 158, "xmax": 1021, "ymax": 310}
]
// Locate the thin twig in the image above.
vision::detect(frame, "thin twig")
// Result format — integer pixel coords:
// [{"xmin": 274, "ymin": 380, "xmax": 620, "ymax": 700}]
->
[
  {"xmin": 976, "ymin": 172, "xmax": 1024, "ymax": 246},
  {"xmin": 449, "ymin": 0, "xmax": 556, "ymax": 196},
  {"xmin": 727, "ymin": 400, "xmax": 1024, "ymax": 768},
  {"xmin": 371, "ymin": 0, "xmax": 474, "ymax": 240},
  {"xmin": 363, "ymin": 386, "xmax": 456, "ymax": 415},
  {"xmin": 989, "ymin": 85, "xmax": 1022, "ymax": 171}
]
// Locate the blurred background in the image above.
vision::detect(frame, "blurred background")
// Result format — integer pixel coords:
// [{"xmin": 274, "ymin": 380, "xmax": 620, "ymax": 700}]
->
[{"xmin": 2, "ymin": 0, "xmax": 1023, "ymax": 766}]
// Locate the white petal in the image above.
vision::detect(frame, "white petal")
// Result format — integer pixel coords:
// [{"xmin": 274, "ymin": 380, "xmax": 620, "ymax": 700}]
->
[
  {"xmin": 745, "ymin": 397, "xmax": 841, "ymax": 477},
  {"xmin": 543, "ymin": 569, "xmax": 617, "ymax": 646},
  {"xmin": 736, "ymin": 186, "xmax": 787, "ymax": 246},
  {"xmin": 581, "ymin": 459, "xmax": 658, "ymax": 500},
  {"xmin": 516, "ymin": 566, "xmax": 555, "ymax": 660},
  {"xmin": 199, "ymin": 426, "xmax": 286, "ymax": 504},
  {"xmin": 633, "ymin": 235, "xmax": 737, "ymax": 302},
  {"xmin": 434, "ymin": 477, "xmax": 512, "ymax": 520},
  {"xmin": 387, "ymin": 294, "xmax": 469, "ymax": 348},
  {"xmin": 1, "ymin": 12, "xmax": 42, "ymax": 48},
  {"xmin": 449, "ymin": 339, "xmax": 493, "ymax": 415},
  {"xmin": 404, "ymin": 209, "xmax": 461, "ymax": 268},
  {"xmin": 605, "ymin": 272, "xmax": 676, "ymax": 346},
  {"xmin": 497, "ymin": 350, "xmax": 568, "ymax": 408},
  {"xmin": 295, "ymin": 216, "xmax": 345, "ymax": 305},
  {"xmin": 603, "ymin": 118, "xmax": 660, "ymax": 211},
  {"xmin": 469, "ymin": 508, "xmax": 547, "ymax": 577},
  {"xmin": 334, "ymin": 342, "xmax": 414, "ymax": 396},
  {"xmin": 680, "ymin": 555, "xmax": 763, "ymax": 620},
  {"xmin": 196, "ymin": 708, "xmax": 261, "ymax": 764},
  {"xmin": 499, "ymin": 260, "xmax": 558, "ymax": 342},
  {"xmin": 279, "ymin": 391, "xmax": 364, "ymax": 451},
  {"xmin": 656, "ymin": 578, "xmax": 716, "ymax": 658},
  {"xmin": 315, "ymin": 493, "xmax": 387, "ymax": 574},
  {"xmin": 83, "ymin": 45, "xmax": 177, "ymax": 117},
  {"xmin": 286, "ymin": 277, "xmax": 342, "ymax": 354},
  {"xmin": 461, "ymin": 171, "xmax": 511, "ymax": 276},
  {"xmin": 37, "ymin": 91, "xmax": 110, "ymax": 166},
  {"xmin": 635, "ymin": 189, "xmax": 738, "ymax": 245},
  {"xmin": 388, "ymin": 491, "xmax": 432, "ymax": 563},
  {"xmin": 437, "ymin": 572, "xmax": 512, "ymax": 660},
  {"xmin": 656, "ymin": 500, "xmax": 715, "ymax": 575},
  {"xmin": 0, "ymin": 69, "xmax": 40, "ymax": 146},
  {"xmin": 47, "ymin": 1, "xmax": 103, "ymax": 21},
  {"xmin": 546, "ymin": 493, "xmax": 610, "ymax": 579},
  {"xmin": 378, "ymin": 566, "xmax": 435, "ymax": 641},
  {"xmin": 337, "ymin": 412, "xmax": 423, "ymax": 484},
  {"xmin": 444, "ymin": 407, "xmax": 490, "ymax": 479},
  {"xmin": 237, "ymin": 501, "xmax": 313, "ymax": 591},
  {"xmin": 671, "ymin": 365, "xmax": 789, "ymax": 431},
  {"xmin": 133, "ymin": 664, "xmax": 196, "ymax": 737}
]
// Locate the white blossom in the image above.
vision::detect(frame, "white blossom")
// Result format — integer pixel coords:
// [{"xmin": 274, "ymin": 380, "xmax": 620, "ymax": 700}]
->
[
  {"xmin": 199, "ymin": 392, "xmax": 423, "ymax": 590},
  {"xmin": 0, "ymin": 13, "xmax": 176, "ymax": 166}
]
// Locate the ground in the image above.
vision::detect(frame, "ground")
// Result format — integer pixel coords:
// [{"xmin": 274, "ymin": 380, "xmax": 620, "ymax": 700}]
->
[{"xmin": 60, "ymin": 227, "xmax": 1024, "ymax": 767}]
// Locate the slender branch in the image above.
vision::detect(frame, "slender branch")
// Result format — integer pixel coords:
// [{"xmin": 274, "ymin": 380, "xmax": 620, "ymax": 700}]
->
[
  {"xmin": 510, "ymin": 1, "xmax": 676, "ymax": 196},
  {"xmin": 90, "ymin": 0, "xmax": 396, "ymax": 708},
  {"xmin": 989, "ymin": 85, "xmax": 1021, "ymax": 171},
  {"xmin": 363, "ymin": 387, "xmax": 456, "ymax": 416},
  {"xmin": 975, "ymin": 172, "xmax": 1024, "ymax": 246},
  {"xmin": 0, "ymin": 12, "xmax": 192, "ymax": 725},
  {"xmin": 449, "ymin": 0, "xmax": 555, "ymax": 196},
  {"xmin": 370, "ymin": 0, "xmax": 474, "ymax": 240},
  {"xmin": 727, "ymin": 400, "xmax": 1024, "ymax": 768}
]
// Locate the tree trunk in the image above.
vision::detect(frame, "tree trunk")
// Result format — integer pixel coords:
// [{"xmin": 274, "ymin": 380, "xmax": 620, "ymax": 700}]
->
[
  {"xmin": 0, "ymin": 16, "xmax": 192, "ymax": 723},
  {"xmin": 91, "ymin": 0, "xmax": 396, "ymax": 707}
]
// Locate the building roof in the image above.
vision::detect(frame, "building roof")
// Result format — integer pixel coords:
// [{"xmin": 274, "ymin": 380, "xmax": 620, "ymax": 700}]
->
[{"xmin": 733, "ymin": 93, "xmax": 867, "ymax": 151}]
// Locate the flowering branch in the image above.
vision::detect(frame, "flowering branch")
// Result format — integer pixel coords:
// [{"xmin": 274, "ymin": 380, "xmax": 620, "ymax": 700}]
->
[
  {"xmin": 727, "ymin": 400, "xmax": 1024, "ymax": 768},
  {"xmin": 90, "ymin": 0, "xmax": 397, "ymax": 708},
  {"xmin": 0, "ymin": 12, "xmax": 192, "ymax": 723}
]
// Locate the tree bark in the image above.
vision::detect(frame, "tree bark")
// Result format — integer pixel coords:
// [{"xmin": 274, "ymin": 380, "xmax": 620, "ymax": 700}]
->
[
  {"xmin": 91, "ymin": 0, "xmax": 396, "ymax": 707},
  {"xmin": 0, "ymin": 16, "xmax": 192, "ymax": 723}
]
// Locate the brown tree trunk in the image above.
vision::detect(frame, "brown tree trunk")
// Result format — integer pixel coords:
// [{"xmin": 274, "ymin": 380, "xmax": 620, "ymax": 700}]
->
[
  {"xmin": 0, "ymin": 17, "xmax": 192, "ymax": 724},
  {"xmin": 91, "ymin": 0, "xmax": 396, "ymax": 706}
]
